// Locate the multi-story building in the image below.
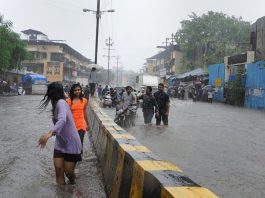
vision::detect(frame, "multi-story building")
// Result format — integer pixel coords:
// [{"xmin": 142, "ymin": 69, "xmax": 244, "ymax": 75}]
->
[
  {"xmin": 251, "ymin": 16, "xmax": 265, "ymax": 60},
  {"xmin": 21, "ymin": 29, "xmax": 93, "ymax": 84},
  {"xmin": 146, "ymin": 45, "xmax": 183, "ymax": 77}
]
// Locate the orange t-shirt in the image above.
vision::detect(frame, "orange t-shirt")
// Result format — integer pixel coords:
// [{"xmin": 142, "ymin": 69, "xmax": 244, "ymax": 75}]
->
[{"xmin": 66, "ymin": 98, "xmax": 88, "ymax": 131}]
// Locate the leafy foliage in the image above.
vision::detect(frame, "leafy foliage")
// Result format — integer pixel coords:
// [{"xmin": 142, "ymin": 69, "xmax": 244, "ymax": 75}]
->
[
  {"xmin": 0, "ymin": 15, "xmax": 28, "ymax": 72},
  {"xmin": 175, "ymin": 11, "xmax": 251, "ymax": 71}
]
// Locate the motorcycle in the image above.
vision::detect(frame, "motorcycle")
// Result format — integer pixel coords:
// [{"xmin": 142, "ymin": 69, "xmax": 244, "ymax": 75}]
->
[
  {"xmin": 114, "ymin": 104, "xmax": 137, "ymax": 127},
  {"xmin": 102, "ymin": 93, "xmax": 112, "ymax": 108}
]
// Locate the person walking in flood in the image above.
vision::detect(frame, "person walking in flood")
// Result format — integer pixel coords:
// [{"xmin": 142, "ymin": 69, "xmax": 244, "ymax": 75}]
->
[
  {"xmin": 154, "ymin": 83, "xmax": 170, "ymax": 126},
  {"xmin": 138, "ymin": 86, "xmax": 159, "ymax": 125},
  {"xmin": 38, "ymin": 82, "xmax": 82, "ymax": 185},
  {"xmin": 66, "ymin": 83, "xmax": 89, "ymax": 153}
]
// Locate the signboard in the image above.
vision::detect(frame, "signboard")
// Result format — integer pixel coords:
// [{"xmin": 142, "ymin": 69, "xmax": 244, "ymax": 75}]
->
[
  {"xmin": 43, "ymin": 62, "xmax": 63, "ymax": 82},
  {"xmin": 215, "ymin": 78, "xmax": 222, "ymax": 87},
  {"xmin": 72, "ymin": 71, "xmax": 77, "ymax": 77},
  {"xmin": 160, "ymin": 68, "xmax": 167, "ymax": 77}
]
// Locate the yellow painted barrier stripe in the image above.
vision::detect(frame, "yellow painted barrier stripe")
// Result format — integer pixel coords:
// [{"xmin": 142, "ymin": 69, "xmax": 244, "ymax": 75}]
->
[
  {"xmin": 113, "ymin": 126, "xmax": 124, "ymax": 131},
  {"xmin": 112, "ymin": 133, "xmax": 136, "ymax": 140},
  {"xmin": 130, "ymin": 161, "xmax": 145, "ymax": 198},
  {"xmin": 130, "ymin": 160, "xmax": 182, "ymax": 198},
  {"xmin": 120, "ymin": 144, "xmax": 151, "ymax": 153},
  {"xmin": 105, "ymin": 127, "xmax": 117, "ymax": 131},
  {"xmin": 102, "ymin": 122, "xmax": 115, "ymax": 126},
  {"xmin": 136, "ymin": 160, "xmax": 182, "ymax": 172},
  {"xmin": 99, "ymin": 118, "xmax": 112, "ymax": 121},
  {"xmin": 161, "ymin": 187, "xmax": 219, "ymax": 198},
  {"xmin": 109, "ymin": 147, "xmax": 126, "ymax": 198}
]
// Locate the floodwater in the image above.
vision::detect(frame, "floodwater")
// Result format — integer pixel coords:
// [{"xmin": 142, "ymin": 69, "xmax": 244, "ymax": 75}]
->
[
  {"xmin": 104, "ymin": 99, "xmax": 265, "ymax": 198},
  {"xmin": 0, "ymin": 95, "xmax": 106, "ymax": 198}
]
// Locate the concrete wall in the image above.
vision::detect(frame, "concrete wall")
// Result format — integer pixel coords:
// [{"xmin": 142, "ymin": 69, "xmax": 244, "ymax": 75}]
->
[
  {"xmin": 88, "ymin": 100, "xmax": 219, "ymax": 198},
  {"xmin": 251, "ymin": 16, "xmax": 265, "ymax": 60},
  {"xmin": 172, "ymin": 51, "xmax": 183, "ymax": 73}
]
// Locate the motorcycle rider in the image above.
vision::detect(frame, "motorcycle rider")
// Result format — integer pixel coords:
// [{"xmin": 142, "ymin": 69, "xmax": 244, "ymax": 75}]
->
[
  {"xmin": 121, "ymin": 86, "xmax": 137, "ymax": 125},
  {"xmin": 102, "ymin": 85, "xmax": 109, "ymax": 97},
  {"xmin": 122, "ymin": 86, "xmax": 136, "ymax": 107},
  {"xmin": 110, "ymin": 87, "xmax": 118, "ymax": 107}
]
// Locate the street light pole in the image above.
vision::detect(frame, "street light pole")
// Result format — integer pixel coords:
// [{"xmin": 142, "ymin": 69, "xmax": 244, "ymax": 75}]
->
[
  {"xmin": 116, "ymin": 56, "xmax": 120, "ymax": 85},
  {"xmin": 83, "ymin": 4, "xmax": 115, "ymax": 65},
  {"xmin": 105, "ymin": 37, "xmax": 114, "ymax": 84},
  {"xmin": 94, "ymin": 0, "xmax": 100, "ymax": 64}
]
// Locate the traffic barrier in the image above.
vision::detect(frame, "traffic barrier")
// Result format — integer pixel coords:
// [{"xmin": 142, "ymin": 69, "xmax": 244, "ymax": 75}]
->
[{"xmin": 88, "ymin": 100, "xmax": 219, "ymax": 198}]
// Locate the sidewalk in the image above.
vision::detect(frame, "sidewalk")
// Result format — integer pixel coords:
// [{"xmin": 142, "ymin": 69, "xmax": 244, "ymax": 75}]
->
[{"xmin": 68, "ymin": 133, "xmax": 106, "ymax": 197}]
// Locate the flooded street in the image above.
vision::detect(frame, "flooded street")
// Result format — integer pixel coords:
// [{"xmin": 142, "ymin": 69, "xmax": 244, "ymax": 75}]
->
[
  {"xmin": 103, "ymin": 99, "xmax": 265, "ymax": 198},
  {"xmin": 0, "ymin": 95, "xmax": 106, "ymax": 198}
]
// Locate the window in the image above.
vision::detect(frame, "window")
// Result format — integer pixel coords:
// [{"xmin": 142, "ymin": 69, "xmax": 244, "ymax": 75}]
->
[{"xmin": 50, "ymin": 53, "xmax": 64, "ymax": 62}]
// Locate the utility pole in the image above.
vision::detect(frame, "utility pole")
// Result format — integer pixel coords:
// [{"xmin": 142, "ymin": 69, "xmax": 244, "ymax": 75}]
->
[
  {"xmin": 120, "ymin": 62, "xmax": 123, "ymax": 86},
  {"xmin": 170, "ymin": 33, "xmax": 175, "ymax": 46},
  {"xmin": 163, "ymin": 38, "xmax": 170, "ymax": 48},
  {"xmin": 94, "ymin": 0, "xmax": 100, "ymax": 64},
  {"xmin": 115, "ymin": 56, "xmax": 120, "ymax": 85},
  {"xmin": 83, "ymin": 3, "xmax": 115, "ymax": 64},
  {"xmin": 106, "ymin": 37, "xmax": 114, "ymax": 84}
]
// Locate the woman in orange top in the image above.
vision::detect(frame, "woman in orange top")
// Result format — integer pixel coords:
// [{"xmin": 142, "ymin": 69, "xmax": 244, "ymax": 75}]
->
[{"xmin": 66, "ymin": 84, "xmax": 89, "ymax": 151}]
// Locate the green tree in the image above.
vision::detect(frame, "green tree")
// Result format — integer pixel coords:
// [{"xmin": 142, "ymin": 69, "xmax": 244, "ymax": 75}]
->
[
  {"xmin": 175, "ymin": 11, "xmax": 251, "ymax": 71},
  {"xmin": 0, "ymin": 15, "xmax": 28, "ymax": 72}
]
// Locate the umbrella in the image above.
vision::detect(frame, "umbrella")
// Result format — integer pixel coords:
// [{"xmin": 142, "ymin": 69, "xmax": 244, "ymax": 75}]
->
[{"xmin": 88, "ymin": 64, "xmax": 103, "ymax": 70}]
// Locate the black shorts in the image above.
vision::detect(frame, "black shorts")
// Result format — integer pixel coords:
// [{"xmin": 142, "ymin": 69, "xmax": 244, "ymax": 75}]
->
[{"xmin": 53, "ymin": 149, "xmax": 82, "ymax": 162}]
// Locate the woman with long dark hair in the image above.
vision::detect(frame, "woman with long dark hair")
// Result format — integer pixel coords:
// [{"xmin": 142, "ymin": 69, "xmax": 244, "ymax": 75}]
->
[
  {"xmin": 66, "ymin": 83, "xmax": 89, "ymax": 152},
  {"xmin": 38, "ymin": 82, "xmax": 82, "ymax": 185}
]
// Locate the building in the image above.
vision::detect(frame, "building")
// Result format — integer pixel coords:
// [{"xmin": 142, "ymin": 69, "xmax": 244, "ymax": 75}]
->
[
  {"xmin": 250, "ymin": 16, "xmax": 265, "ymax": 60},
  {"xmin": 21, "ymin": 29, "xmax": 93, "ymax": 84},
  {"xmin": 224, "ymin": 51, "xmax": 255, "ymax": 82},
  {"xmin": 146, "ymin": 45, "xmax": 183, "ymax": 77}
]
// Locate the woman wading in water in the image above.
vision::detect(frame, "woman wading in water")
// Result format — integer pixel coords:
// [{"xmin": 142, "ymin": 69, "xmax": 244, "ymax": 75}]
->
[
  {"xmin": 38, "ymin": 82, "xmax": 82, "ymax": 185},
  {"xmin": 66, "ymin": 83, "xmax": 89, "ymax": 153}
]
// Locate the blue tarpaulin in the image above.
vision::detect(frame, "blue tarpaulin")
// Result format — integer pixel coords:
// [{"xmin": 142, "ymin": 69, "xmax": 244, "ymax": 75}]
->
[
  {"xmin": 176, "ymin": 68, "xmax": 208, "ymax": 79},
  {"xmin": 169, "ymin": 68, "xmax": 208, "ymax": 80},
  {"xmin": 22, "ymin": 73, "xmax": 48, "ymax": 85}
]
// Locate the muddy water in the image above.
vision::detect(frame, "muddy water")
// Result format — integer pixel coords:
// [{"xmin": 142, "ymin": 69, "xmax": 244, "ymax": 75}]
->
[
  {"xmin": 104, "ymin": 99, "xmax": 265, "ymax": 198},
  {"xmin": 0, "ymin": 95, "xmax": 106, "ymax": 198}
]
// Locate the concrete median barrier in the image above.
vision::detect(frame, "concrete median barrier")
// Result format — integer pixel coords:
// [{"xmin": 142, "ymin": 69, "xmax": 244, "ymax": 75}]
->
[{"xmin": 88, "ymin": 100, "xmax": 219, "ymax": 198}]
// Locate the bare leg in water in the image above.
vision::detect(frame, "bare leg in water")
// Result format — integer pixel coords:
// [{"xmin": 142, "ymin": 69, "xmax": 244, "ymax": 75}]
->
[
  {"xmin": 64, "ymin": 161, "xmax": 77, "ymax": 184},
  {"xmin": 54, "ymin": 158, "xmax": 65, "ymax": 185}
]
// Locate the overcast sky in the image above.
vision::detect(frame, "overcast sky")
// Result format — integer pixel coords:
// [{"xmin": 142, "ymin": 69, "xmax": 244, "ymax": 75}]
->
[{"xmin": 1, "ymin": 0, "xmax": 265, "ymax": 72}]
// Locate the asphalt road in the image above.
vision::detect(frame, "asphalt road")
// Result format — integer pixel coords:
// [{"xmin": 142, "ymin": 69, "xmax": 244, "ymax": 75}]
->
[{"xmin": 103, "ymin": 98, "xmax": 265, "ymax": 198}]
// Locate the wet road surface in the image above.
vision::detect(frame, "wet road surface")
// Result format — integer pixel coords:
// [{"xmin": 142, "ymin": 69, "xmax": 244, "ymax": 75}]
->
[
  {"xmin": 0, "ymin": 95, "xmax": 106, "ymax": 198},
  {"xmin": 103, "ymin": 99, "xmax": 265, "ymax": 198}
]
